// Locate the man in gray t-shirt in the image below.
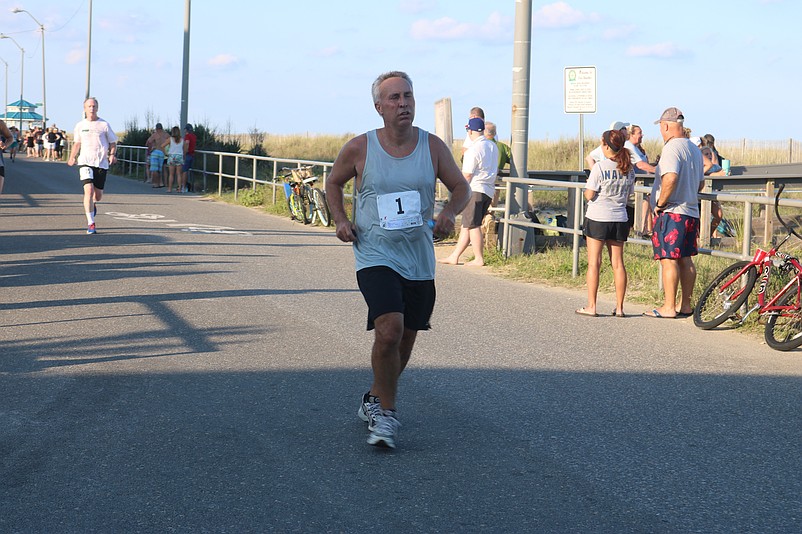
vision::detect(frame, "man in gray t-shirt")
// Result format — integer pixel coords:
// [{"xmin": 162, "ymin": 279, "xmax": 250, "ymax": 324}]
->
[{"xmin": 645, "ymin": 107, "xmax": 704, "ymax": 320}]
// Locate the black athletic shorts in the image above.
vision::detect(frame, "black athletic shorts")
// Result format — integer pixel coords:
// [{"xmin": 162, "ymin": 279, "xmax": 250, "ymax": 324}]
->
[
  {"xmin": 79, "ymin": 165, "xmax": 108, "ymax": 190},
  {"xmin": 356, "ymin": 265, "xmax": 435, "ymax": 331},
  {"xmin": 583, "ymin": 218, "xmax": 629, "ymax": 242}
]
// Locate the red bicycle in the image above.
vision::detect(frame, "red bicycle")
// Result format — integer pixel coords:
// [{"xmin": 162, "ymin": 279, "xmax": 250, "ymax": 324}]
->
[{"xmin": 693, "ymin": 184, "xmax": 802, "ymax": 351}]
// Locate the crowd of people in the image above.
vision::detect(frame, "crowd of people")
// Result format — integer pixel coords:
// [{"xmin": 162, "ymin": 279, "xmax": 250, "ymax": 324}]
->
[
  {"xmin": 578, "ymin": 110, "xmax": 727, "ymax": 319},
  {"xmin": 0, "ymin": 123, "xmax": 69, "ymax": 164},
  {"xmin": 144, "ymin": 122, "xmax": 197, "ymax": 193}
]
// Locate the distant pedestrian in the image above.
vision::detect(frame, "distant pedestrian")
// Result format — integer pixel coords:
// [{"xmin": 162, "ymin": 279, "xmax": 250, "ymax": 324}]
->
[
  {"xmin": 145, "ymin": 123, "xmax": 169, "ymax": 187},
  {"xmin": 54, "ymin": 128, "xmax": 65, "ymax": 160},
  {"xmin": 163, "ymin": 126, "xmax": 185, "ymax": 193},
  {"xmin": 625, "ymin": 124, "xmax": 657, "ymax": 237},
  {"xmin": 576, "ymin": 129, "xmax": 635, "ymax": 318},
  {"xmin": 0, "ymin": 119, "xmax": 14, "ymax": 193},
  {"xmin": 67, "ymin": 97, "xmax": 118, "ymax": 234},
  {"xmin": 439, "ymin": 117, "xmax": 498, "ymax": 267},
  {"xmin": 644, "ymin": 107, "xmax": 704, "ymax": 319},
  {"xmin": 484, "ymin": 121, "xmax": 511, "ymax": 174},
  {"xmin": 702, "ymin": 133, "xmax": 726, "ymax": 166},
  {"xmin": 484, "ymin": 121, "xmax": 511, "ymax": 207},
  {"xmin": 461, "ymin": 106, "xmax": 485, "ymax": 157},
  {"xmin": 45, "ymin": 127, "xmax": 58, "ymax": 161},
  {"xmin": 7, "ymin": 125, "xmax": 20, "ymax": 162},
  {"xmin": 35, "ymin": 127, "xmax": 44, "ymax": 158},
  {"xmin": 25, "ymin": 129, "xmax": 35, "ymax": 157},
  {"xmin": 182, "ymin": 123, "xmax": 197, "ymax": 192}
]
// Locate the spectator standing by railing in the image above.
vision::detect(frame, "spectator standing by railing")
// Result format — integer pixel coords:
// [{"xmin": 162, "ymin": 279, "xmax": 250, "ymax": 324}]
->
[
  {"xmin": 576, "ymin": 129, "xmax": 635, "ymax": 317},
  {"xmin": 145, "ymin": 123, "xmax": 169, "ymax": 188},
  {"xmin": 644, "ymin": 107, "xmax": 704, "ymax": 319},
  {"xmin": 163, "ymin": 126, "xmax": 186, "ymax": 193},
  {"xmin": 439, "ymin": 117, "xmax": 498, "ymax": 267},
  {"xmin": 182, "ymin": 124, "xmax": 197, "ymax": 192}
]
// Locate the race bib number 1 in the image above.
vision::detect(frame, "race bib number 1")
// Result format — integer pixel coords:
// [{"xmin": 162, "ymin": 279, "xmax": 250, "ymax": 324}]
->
[{"xmin": 377, "ymin": 191, "xmax": 423, "ymax": 230}]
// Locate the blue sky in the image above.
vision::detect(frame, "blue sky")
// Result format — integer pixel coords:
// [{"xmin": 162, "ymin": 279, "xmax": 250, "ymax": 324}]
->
[{"xmin": 0, "ymin": 0, "xmax": 798, "ymax": 143}]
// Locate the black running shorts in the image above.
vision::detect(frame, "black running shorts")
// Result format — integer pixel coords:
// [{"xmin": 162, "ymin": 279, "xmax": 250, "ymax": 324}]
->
[
  {"xmin": 356, "ymin": 266, "xmax": 435, "ymax": 331},
  {"xmin": 79, "ymin": 166, "xmax": 108, "ymax": 190}
]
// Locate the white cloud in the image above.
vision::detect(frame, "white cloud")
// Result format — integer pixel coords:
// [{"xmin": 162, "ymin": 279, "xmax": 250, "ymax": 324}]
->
[
  {"xmin": 314, "ymin": 46, "xmax": 342, "ymax": 58},
  {"xmin": 399, "ymin": 0, "xmax": 434, "ymax": 14},
  {"xmin": 602, "ymin": 25, "xmax": 636, "ymax": 41},
  {"xmin": 533, "ymin": 2, "xmax": 599, "ymax": 29},
  {"xmin": 410, "ymin": 11, "xmax": 511, "ymax": 42},
  {"xmin": 66, "ymin": 49, "xmax": 84, "ymax": 65},
  {"xmin": 626, "ymin": 42, "xmax": 687, "ymax": 58},
  {"xmin": 207, "ymin": 54, "xmax": 240, "ymax": 68},
  {"xmin": 113, "ymin": 55, "xmax": 139, "ymax": 67}
]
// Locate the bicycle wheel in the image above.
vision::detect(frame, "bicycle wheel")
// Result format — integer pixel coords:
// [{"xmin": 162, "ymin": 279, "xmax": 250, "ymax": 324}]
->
[
  {"xmin": 764, "ymin": 280, "xmax": 802, "ymax": 351},
  {"xmin": 693, "ymin": 261, "xmax": 757, "ymax": 330},
  {"xmin": 311, "ymin": 188, "xmax": 331, "ymax": 227},
  {"xmin": 288, "ymin": 192, "xmax": 309, "ymax": 224}
]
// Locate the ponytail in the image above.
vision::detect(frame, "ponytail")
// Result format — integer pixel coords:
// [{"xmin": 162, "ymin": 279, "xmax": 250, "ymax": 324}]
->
[{"xmin": 602, "ymin": 129, "xmax": 633, "ymax": 175}]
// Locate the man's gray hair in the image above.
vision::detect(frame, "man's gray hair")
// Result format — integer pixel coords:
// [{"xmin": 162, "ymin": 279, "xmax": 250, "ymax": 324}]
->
[
  {"xmin": 484, "ymin": 121, "xmax": 497, "ymax": 138},
  {"xmin": 371, "ymin": 71, "xmax": 413, "ymax": 104}
]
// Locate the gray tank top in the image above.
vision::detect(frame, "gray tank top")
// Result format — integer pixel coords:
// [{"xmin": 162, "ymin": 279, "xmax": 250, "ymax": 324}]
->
[{"xmin": 354, "ymin": 128, "xmax": 436, "ymax": 280}]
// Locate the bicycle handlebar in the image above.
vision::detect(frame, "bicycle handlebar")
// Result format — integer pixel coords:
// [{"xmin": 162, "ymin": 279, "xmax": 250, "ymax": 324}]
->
[{"xmin": 773, "ymin": 184, "xmax": 802, "ymax": 241}]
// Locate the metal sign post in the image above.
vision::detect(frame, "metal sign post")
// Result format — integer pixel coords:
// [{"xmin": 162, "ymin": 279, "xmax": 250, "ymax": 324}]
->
[{"xmin": 564, "ymin": 66, "xmax": 596, "ymax": 170}]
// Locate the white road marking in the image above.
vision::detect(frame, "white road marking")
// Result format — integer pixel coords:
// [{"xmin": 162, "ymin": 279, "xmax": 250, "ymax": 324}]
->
[{"xmin": 104, "ymin": 212, "xmax": 253, "ymax": 235}]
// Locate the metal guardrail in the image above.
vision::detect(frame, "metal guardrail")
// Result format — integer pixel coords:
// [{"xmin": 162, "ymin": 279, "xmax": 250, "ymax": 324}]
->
[
  {"xmin": 117, "ymin": 144, "xmax": 802, "ymax": 278},
  {"xmin": 500, "ymin": 176, "xmax": 802, "ymax": 277},
  {"xmin": 115, "ymin": 145, "xmax": 334, "ymax": 205}
]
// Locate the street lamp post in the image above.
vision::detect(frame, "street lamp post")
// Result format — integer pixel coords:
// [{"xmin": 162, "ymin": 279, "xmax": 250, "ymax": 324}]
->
[
  {"xmin": 13, "ymin": 8, "xmax": 46, "ymax": 130},
  {"xmin": 0, "ymin": 57, "xmax": 7, "ymax": 125},
  {"xmin": 86, "ymin": 0, "xmax": 93, "ymax": 99},
  {"xmin": 0, "ymin": 35, "xmax": 24, "ymax": 133}
]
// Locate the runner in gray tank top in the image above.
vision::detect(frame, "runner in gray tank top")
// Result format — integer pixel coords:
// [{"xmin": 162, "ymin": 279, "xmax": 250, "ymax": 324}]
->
[{"xmin": 326, "ymin": 71, "xmax": 470, "ymax": 449}]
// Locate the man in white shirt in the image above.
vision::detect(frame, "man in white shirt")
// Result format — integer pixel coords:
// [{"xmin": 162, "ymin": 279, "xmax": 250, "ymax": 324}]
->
[
  {"xmin": 68, "ymin": 97, "xmax": 118, "ymax": 234},
  {"xmin": 440, "ymin": 117, "xmax": 498, "ymax": 267},
  {"xmin": 461, "ymin": 106, "xmax": 484, "ymax": 156}
]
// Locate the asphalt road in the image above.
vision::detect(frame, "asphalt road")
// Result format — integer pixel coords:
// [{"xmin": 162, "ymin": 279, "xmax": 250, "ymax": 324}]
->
[{"xmin": 1, "ymin": 156, "xmax": 800, "ymax": 533}]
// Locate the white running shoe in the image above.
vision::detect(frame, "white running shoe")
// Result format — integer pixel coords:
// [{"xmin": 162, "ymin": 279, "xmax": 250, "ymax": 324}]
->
[
  {"xmin": 357, "ymin": 392, "xmax": 382, "ymax": 431},
  {"xmin": 367, "ymin": 410, "xmax": 400, "ymax": 449}
]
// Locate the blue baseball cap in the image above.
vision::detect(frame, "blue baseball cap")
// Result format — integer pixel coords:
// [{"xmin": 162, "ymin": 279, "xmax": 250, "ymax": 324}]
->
[{"xmin": 466, "ymin": 117, "xmax": 485, "ymax": 132}]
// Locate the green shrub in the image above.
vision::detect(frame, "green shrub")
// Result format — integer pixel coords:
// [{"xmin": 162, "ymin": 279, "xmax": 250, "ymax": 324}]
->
[{"xmin": 237, "ymin": 187, "xmax": 266, "ymax": 207}]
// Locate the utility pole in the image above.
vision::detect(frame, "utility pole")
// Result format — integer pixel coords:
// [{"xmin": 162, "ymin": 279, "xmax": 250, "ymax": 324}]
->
[
  {"xmin": 85, "ymin": 0, "xmax": 93, "ymax": 100},
  {"xmin": 509, "ymin": 0, "xmax": 532, "ymax": 215},
  {"xmin": 180, "ymin": 0, "xmax": 192, "ymax": 128}
]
